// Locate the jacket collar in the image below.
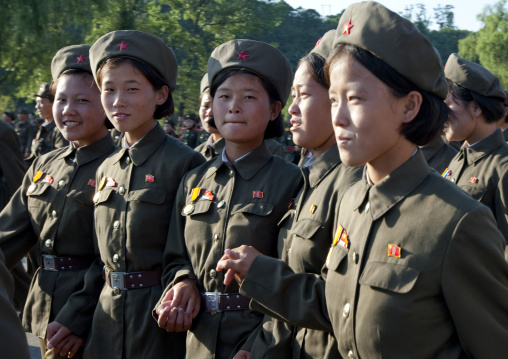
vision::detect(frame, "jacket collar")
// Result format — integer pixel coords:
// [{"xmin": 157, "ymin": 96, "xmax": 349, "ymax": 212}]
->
[
  {"xmin": 307, "ymin": 146, "xmax": 342, "ymax": 188},
  {"xmin": 461, "ymin": 129, "xmax": 505, "ymax": 165},
  {"xmin": 57, "ymin": 134, "xmax": 116, "ymax": 166},
  {"xmin": 111, "ymin": 124, "xmax": 167, "ymax": 166}
]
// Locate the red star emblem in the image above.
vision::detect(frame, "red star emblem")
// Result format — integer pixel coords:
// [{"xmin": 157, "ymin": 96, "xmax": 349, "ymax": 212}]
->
[
  {"xmin": 76, "ymin": 54, "xmax": 86, "ymax": 63},
  {"xmin": 237, "ymin": 50, "xmax": 250, "ymax": 61},
  {"xmin": 342, "ymin": 19, "xmax": 354, "ymax": 35},
  {"xmin": 118, "ymin": 41, "xmax": 129, "ymax": 50}
]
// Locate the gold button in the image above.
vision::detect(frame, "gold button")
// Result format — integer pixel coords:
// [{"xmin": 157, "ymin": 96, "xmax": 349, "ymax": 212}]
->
[
  {"xmin": 451, "ymin": 178, "xmax": 456, "ymax": 183},
  {"xmin": 353, "ymin": 252, "xmax": 359, "ymax": 264},
  {"xmin": 342, "ymin": 303, "xmax": 350, "ymax": 318},
  {"xmin": 51, "ymin": 210, "xmax": 58, "ymax": 219},
  {"xmin": 217, "ymin": 200, "xmax": 226, "ymax": 208},
  {"xmin": 213, "ymin": 234, "xmax": 219, "ymax": 242},
  {"xmin": 93, "ymin": 192, "xmax": 100, "ymax": 203},
  {"xmin": 118, "ymin": 187, "xmax": 125, "ymax": 195},
  {"xmin": 365, "ymin": 202, "xmax": 370, "ymax": 212},
  {"xmin": 348, "ymin": 350, "xmax": 355, "ymax": 359},
  {"xmin": 58, "ymin": 180, "xmax": 66, "ymax": 188},
  {"xmin": 113, "ymin": 220, "xmax": 120, "ymax": 229},
  {"xmin": 45, "ymin": 239, "xmax": 53, "ymax": 248},
  {"xmin": 113, "ymin": 254, "xmax": 119, "ymax": 262},
  {"xmin": 209, "ymin": 269, "xmax": 217, "ymax": 278},
  {"xmin": 126, "ymin": 157, "xmax": 131, "ymax": 165},
  {"xmin": 113, "ymin": 287, "xmax": 121, "ymax": 295},
  {"xmin": 27, "ymin": 184, "xmax": 36, "ymax": 194},
  {"xmin": 229, "ymin": 170, "xmax": 234, "ymax": 176}
]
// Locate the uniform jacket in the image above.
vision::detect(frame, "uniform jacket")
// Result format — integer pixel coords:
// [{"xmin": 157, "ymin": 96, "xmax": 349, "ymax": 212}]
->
[
  {"xmin": 0, "ymin": 134, "xmax": 116, "ymax": 340},
  {"xmin": 0, "ymin": 251, "xmax": 30, "ymax": 359},
  {"xmin": 420, "ymin": 135, "xmax": 457, "ymax": 174},
  {"xmin": 0, "ymin": 121, "xmax": 25, "ymax": 209},
  {"xmin": 29, "ymin": 121, "xmax": 68, "ymax": 159},
  {"xmin": 325, "ymin": 151, "xmax": 508, "ymax": 358},
  {"xmin": 443, "ymin": 129, "xmax": 508, "ymax": 244},
  {"xmin": 194, "ymin": 137, "xmax": 225, "ymax": 161},
  {"xmin": 246, "ymin": 146, "xmax": 361, "ymax": 359},
  {"xmin": 265, "ymin": 138, "xmax": 284, "ymax": 158},
  {"xmin": 160, "ymin": 143, "xmax": 300, "ymax": 359},
  {"xmin": 15, "ymin": 120, "xmax": 35, "ymax": 155},
  {"xmin": 57, "ymin": 124, "xmax": 205, "ymax": 359}
]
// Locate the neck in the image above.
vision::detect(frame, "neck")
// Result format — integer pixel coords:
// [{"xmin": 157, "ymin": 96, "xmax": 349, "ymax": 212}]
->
[
  {"xmin": 211, "ymin": 133, "xmax": 222, "ymax": 143},
  {"xmin": 465, "ymin": 123, "xmax": 497, "ymax": 146},
  {"xmin": 366, "ymin": 140, "xmax": 417, "ymax": 185},
  {"xmin": 313, "ymin": 133, "xmax": 336, "ymax": 158}
]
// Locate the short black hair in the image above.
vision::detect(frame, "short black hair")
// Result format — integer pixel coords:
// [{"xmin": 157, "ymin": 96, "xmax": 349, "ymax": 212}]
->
[
  {"xmin": 210, "ymin": 68, "xmax": 284, "ymax": 139},
  {"xmin": 326, "ymin": 44, "xmax": 449, "ymax": 146},
  {"xmin": 447, "ymin": 80, "xmax": 505, "ymax": 124},
  {"xmin": 97, "ymin": 57, "xmax": 174, "ymax": 119},
  {"xmin": 298, "ymin": 53, "xmax": 328, "ymax": 89}
]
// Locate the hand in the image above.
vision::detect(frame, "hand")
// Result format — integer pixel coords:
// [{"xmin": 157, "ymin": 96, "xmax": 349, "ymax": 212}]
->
[
  {"xmin": 46, "ymin": 321, "xmax": 84, "ymax": 358},
  {"xmin": 216, "ymin": 245, "xmax": 261, "ymax": 285},
  {"xmin": 234, "ymin": 350, "xmax": 251, "ymax": 359},
  {"xmin": 156, "ymin": 278, "xmax": 200, "ymax": 332}
]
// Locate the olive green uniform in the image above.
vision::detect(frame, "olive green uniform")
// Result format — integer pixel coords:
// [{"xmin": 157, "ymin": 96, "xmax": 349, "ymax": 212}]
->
[
  {"xmin": 160, "ymin": 143, "xmax": 300, "ymax": 359},
  {"xmin": 15, "ymin": 120, "xmax": 35, "ymax": 156},
  {"xmin": 245, "ymin": 151, "xmax": 508, "ymax": 357},
  {"xmin": 0, "ymin": 250, "xmax": 30, "ymax": 359},
  {"xmin": 265, "ymin": 138, "xmax": 284, "ymax": 158},
  {"xmin": 29, "ymin": 121, "xmax": 69, "ymax": 159},
  {"xmin": 443, "ymin": 129, "xmax": 508, "ymax": 247},
  {"xmin": 194, "ymin": 137, "xmax": 225, "ymax": 161},
  {"xmin": 0, "ymin": 120, "xmax": 25, "ymax": 208},
  {"xmin": 420, "ymin": 135, "xmax": 457, "ymax": 174},
  {"xmin": 61, "ymin": 125, "xmax": 204, "ymax": 359},
  {"xmin": 246, "ymin": 146, "xmax": 362, "ymax": 359},
  {"xmin": 0, "ymin": 134, "xmax": 116, "ymax": 358},
  {"xmin": 180, "ymin": 127, "xmax": 199, "ymax": 149}
]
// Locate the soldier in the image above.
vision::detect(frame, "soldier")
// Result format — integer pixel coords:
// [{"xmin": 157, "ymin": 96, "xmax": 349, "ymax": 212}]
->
[
  {"xmin": 234, "ymin": 30, "xmax": 362, "ymax": 359},
  {"xmin": 217, "ymin": 2, "xmax": 508, "ymax": 357},
  {"xmin": 194, "ymin": 73, "xmax": 225, "ymax": 160},
  {"xmin": 163, "ymin": 118, "xmax": 178, "ymax": 138},
  {"xmin": 15, "ymin": 107, "xmax": 36, "ymax": 158},
  {"xmin": 280, "ymin": 128, "xmax": 300, "ymax": 164},
  {"xmin": 2, "ymin": 111, "xmax": 16, "ymax": 127},
  {"xmin": 47, "ymin": 30, "xmax": 205, "ymax": 359},
  {"xmin": 442, "ymin": 54, "xmax": 508, "ymax": 256},
  {"xmin": 155, "ymin": 39, "xmax": 300, "ymax": 359},
  {"xmin": 27, "ymin": 83, "xmax": 69, "ymax": 165},
  {"xmin": 420, "ymin": 134, "xmax": 457, "ymax": 174},
  {"xmin": 179, "ymin": 114, "xmax": 201, "ymax": 149},
  {"xmin": 0, "ymin": 44, "xmax": 117, "ymax": 359}
]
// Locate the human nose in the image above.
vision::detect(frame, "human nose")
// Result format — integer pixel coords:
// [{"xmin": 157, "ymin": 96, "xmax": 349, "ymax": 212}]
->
[
  {"xmin": 113, "ymin": 93, "xmax": 125, "ymax": 108},
  {"xmin": 331, "ymin": 100, "xmax": 348, "ymax": 128},
  {"xmin": 228, "ymin": 97, "xmax": 241, "ymax": 114},
  {"xmin": 288, "ymin": 98, "xmax": 299, "ymax": 116}
]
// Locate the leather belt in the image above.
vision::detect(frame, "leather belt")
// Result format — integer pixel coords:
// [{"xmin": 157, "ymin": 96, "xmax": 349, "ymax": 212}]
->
[
  {"xmin": 41, "ymin": 254, "xmax": 94, "ymax": 271},
  {"xmin": 103, "ymin": 267, "xmax": 161, "ymax": 291},
  {"xmin": 201, "ymin": 292, "xmax": 251, "ymax": 313}
]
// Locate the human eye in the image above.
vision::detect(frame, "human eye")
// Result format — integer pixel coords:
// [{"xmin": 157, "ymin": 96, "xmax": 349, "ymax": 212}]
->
[
  {"xmin": 77, "ymin": 98, "xmax": 89, "ymax": 103},
  {"xmin": 244, "ymin": 95, "xmax": 256, "ymax": 100}
]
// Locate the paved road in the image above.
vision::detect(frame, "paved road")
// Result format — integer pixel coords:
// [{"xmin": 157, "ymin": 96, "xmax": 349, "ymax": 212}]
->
[{"xmin": 27, "ymin": 332, "xmax": 41, "ymax": 359}]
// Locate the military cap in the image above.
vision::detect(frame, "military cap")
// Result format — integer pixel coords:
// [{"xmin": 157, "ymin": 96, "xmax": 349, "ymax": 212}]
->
[
  {"xmin": 332, "ymin": 1, "xmax": 448, "ymax": 99},
  {"xmin": 51, "ymin": 44, "xmax": 92, "ymax": 81},
  {"xmin": 89, "ymin": 30, "xmax": 178, "ymax": 91},
  {"xmin": 311, "ymin": 30, "xmax": 336, "ymax": 60},
  {"xmin": 34, "ymin": 83, "xmax": 53, "ymax": 101},
  {"xmin": 445, "ymin": 53, "xmax": 506, "ymax": 101},
  {"xmin": 18, "ymin": 108, "xmax": 29, "ymax": 115},
  {"xmin": 200, "ymin": 73, "xmax": 209, "ymax": 94},
  {"xmin": 207, "ymin": 39, "xmax": 293, "ymax": 106}
]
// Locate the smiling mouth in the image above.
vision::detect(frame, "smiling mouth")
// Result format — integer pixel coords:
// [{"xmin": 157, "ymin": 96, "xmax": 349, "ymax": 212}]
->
[{"xmin": 63, "ymin": 120, "xmax": 80, "ymax": 127}]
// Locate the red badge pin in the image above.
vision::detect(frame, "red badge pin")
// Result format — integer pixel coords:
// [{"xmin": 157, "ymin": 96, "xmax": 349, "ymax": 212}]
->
[
  {"xmin": 43, "ymin": 174, "xmax": 54, "ymax": 184},
  {"xmin": 333, "ymin": 225, "xmax": 349, "ymax": 249},
  {"xmin": 202, "ymin": 190, "xmax": 214, "ymax": 201},
  {"xmin": 106, "ymin": 177, "xmax": 116, "ymax": 187},
  {"xmin": 388, "ymin": 244, "xmax": 401, "ymax": 258},
  {"xmin": 253, "ymin": 191, "xmax": 263, "ymax": 199},
  {"xmin": 145, "ymin": 174, "xmax": 155, "ymax": 182},
  {"xmin": 469, "ymin": 177, "xmax": 478, "ymax": 183},
  {"xmin": 237, "ymin": 50, "xmax": 250, "ymax": 61},
  {"xmin": 88, "ymin": 179, "xmax": 96, "ymax": 187}
]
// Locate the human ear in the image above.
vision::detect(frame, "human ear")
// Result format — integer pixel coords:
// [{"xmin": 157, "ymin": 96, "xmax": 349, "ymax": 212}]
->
[
  {"xmin": 469, "ymin": 100, "xmax": 482, "ymax": 118},
  {"xmin": 402, "ymin": 91, "xmax": 423, "ymax": 123},
  {"xmin": 157, "ymin": 85, "xmax": 170, "ymax": 105},
  {"xmin": 270, "ymin": 101, "xmax": 283, "ymax": 121}
]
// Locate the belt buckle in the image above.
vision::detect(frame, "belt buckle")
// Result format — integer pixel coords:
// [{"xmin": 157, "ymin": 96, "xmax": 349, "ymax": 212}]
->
[
  {"xmin": 42, "ymin": 254, "xmax": 57, "ymax": 271},
  {"xmin": 110, "ymin": 271, "xmax": 126, "ymax": 290},
  {"xmin": 203, "ymin": 292, "xmax": 220, "ymax": 312}
]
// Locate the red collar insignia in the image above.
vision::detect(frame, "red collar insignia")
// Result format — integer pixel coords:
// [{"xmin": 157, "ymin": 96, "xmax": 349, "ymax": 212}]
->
[
  {"xmin": 342, "ymin": 19, "xmax": 354, "ymax": 35},
  {"xmin": 237, "ymin": 50, "xmax": 250, "ymax": 61}
]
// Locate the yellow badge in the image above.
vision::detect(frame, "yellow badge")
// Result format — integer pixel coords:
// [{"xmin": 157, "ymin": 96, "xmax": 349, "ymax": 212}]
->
[
  {"xmin": 33, "ymin": 171, "xmax": 43, "ymax": 183},
  {"xmin": 98, "ymin": 177, "xmax": 107, "ymax": 191},
  {"xmin": 310, "ymin": 204, "xmax": 317, "ymax": 214}
]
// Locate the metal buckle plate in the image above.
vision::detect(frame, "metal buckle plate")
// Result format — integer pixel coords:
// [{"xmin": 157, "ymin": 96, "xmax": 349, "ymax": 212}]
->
[
  {"xmin": 42, "ymin": 254, "xmax": 57, "ymax": 271},
  {"xmin": 110, "ymin": 271, "xmax": 126, "ymax": 290},
  {"xmin": 203, "ymin": 292, "xmax": 221, "ymax": 312}
]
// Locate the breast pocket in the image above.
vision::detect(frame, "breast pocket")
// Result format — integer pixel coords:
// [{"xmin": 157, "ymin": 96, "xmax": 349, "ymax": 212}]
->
[
  {"xmin": 182, "ymin": 199, "xmax": 212, "ymax": 217},
  {"xmin": 231, "ymin": 202, "xmax": 274, "ymax": 217},
  {"xmin": 359, "ymin": 261, "xmax": 420, "ymax": 294},
  {"xmin": 67, "ymin": 188, "xmax": 95, "ymax": 208},
  {"xmin": 327, "ymin": 245, "xmax": 348, "ymax": 272},
  {"xmin": 291, "ymin": 219, "xmax": 322, "ymax": 240},
  {"xmin": 459, "ymin": 184, "xmax": 486, "ymax": 202},
  {"xmin": 94, "ymin": 187, "xmax": 114, "ymax": 205},
  {"xmin": 27, "ymin": 183, "xmax": 51, "ymax": 209}
]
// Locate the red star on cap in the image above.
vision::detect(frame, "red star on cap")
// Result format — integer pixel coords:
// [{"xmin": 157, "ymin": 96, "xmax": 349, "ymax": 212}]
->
[
  {"xmin": 76, "ymin": 55, "xmax": 86, "ymax": 63},
  {"xmin": 118, "ymin": 41, "xmax": 129, "ymax": 50},
  {"xmin": 237, "ymin": 50, "xmax": 250, "ymax": 61},
  {"xmin": 342, "ymin": 19, "xmax": 354, "ymax": 35}
]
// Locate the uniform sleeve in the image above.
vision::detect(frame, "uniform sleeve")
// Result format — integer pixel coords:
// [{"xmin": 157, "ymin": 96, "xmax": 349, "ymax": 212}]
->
[
  {"xmin": 494, "ymin": 169, "xmax": 508, "ymax": 258},
  {"xmin": 240, "ymin": 254, "xmax": 332, "ymax": 331},
  {"xmin": 0, "ymin": 166, "xmax": 38, "ymax": 269},
  {"xmin": 0, "ymin": 251, "xmax": 30, "ymax": 359},
  {"xmin": 54, "ymin": 257, "xmax": 104, "ymax": 337},
  {"xmin": 442, "ymin": 205, "xmax": 508, "ymax": 356}
]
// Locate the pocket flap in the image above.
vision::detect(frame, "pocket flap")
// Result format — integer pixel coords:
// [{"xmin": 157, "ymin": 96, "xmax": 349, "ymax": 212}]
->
[
  {"xmin": 67, "ymin": 188, "xmax": 95, "ymax": 206},
  {"xmin": 290, "ymin": 219, "xmax": 322, "ymax": 239},
  {"xmin": 231, "ymin": 202, "xmax": 274, "ymax": 216},
  {"xmin": 181, "ymin": 199, "xmax": 212, "ymax": 216},
  {"xmin": 359, "ymin": 261, "xmax": 419, "ymax": 293},
  {"xmin": 26, "ymin": 183, "xmax": 51, "ymax": 197},
  {"xmin": 126, "ymin": 188, "xmax": 166, "ymax": 204}
]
